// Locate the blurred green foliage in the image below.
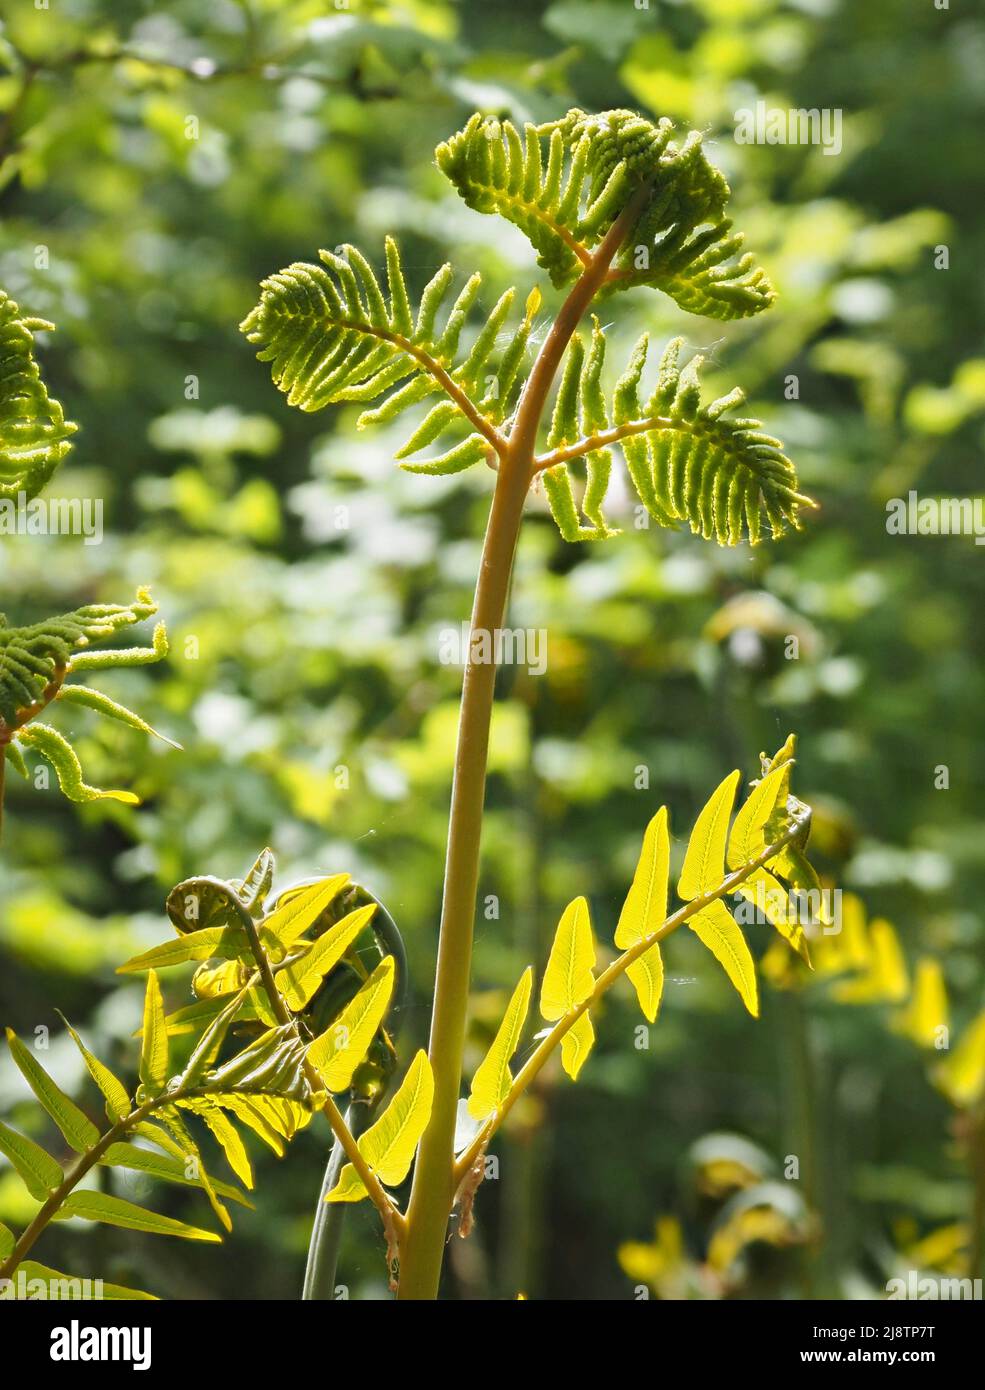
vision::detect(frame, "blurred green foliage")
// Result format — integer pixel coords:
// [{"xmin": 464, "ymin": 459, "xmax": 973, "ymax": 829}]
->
[{"xmin": 0, "ymin": 0, "xmax": 983, "ymax": 1299}]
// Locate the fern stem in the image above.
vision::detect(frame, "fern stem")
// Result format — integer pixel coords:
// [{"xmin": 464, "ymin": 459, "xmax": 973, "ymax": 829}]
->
[
  {"xmin": 302, "ymin": 1102, "xmax": 372, "ymax": 1300},
  {"xmin": 398, "ymin": 459, "xmax": 530, "ymax": 1298},
  {"xmin": 397, "ymin": 190, "xmax": 652, "ymax": 1301}
]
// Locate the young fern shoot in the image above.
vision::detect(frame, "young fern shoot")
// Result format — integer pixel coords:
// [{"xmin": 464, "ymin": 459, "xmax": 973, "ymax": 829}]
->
[{"xmin": 239, "ymin": 105, "xmax": 819, "ymax": 1298}]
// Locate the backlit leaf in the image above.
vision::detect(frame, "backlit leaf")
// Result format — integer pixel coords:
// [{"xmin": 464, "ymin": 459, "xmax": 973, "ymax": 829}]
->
[
  {"xmin": 935, "ymin": 1009, "xmax": 985, "ymax": 1109},
  {"xmin": 894, "ymin": 958, "xmax": 949, "ymax": 1049},
  {"xmin": 678, "ymin": 770, "xmax": 740, "ymax": 900},
  {"xmin": 99, "ymin": 1143, "xmax": 250, "ymax": 1205},
  {"xmin": 540, "ymin": 896, "xmax": 595, "ymax": 1021},
  {"xmin": 616, "ymin": 807, "xmax": 670, "ymax": 1021},
  {"xmin": 5, "ymin": 1028, "xmax": 99, "ymax": 1153},
  {"xmin": 734, "ymin": 867, "xmax": 811, "ymax": 965},
  {"xmin": 59, "ymin": 1014, "xmax": 130, "ymax": 1121},
  {"xmin": 560, "ymin": 1009, "xmax": 595, "ymax": 1081},
  {"xmin": 327, "ymin": 1050, "xmax": 434, "ymax": 1202},
  {"xmin": 138, "ymin": 970, "xmax": 168, "ymax": 1095},
  {"xmin": 118, "ymin": 925, "xmax": 250, "ymax": 973},
  {"xmin": 55, "ymin": 1190, "xmax": 221, "ymax": 1242},
  {"xmin": 687, "ymin": 898, "xmax": 758, "ymax": 1017},
  {"xmin": 261, "ymin": 874, "xmax": 351, "ymax": 952},
  {"xmin": 0, "ymin": 1119, "xmax": 62, "ymax": 1199},
  {"xmin": 307, "ymin": 956, "xmax": 395, "ymax": 1092},
  {"xmin": 279, "ymin": 903, "xmax": 377, "ymax": 1011},
  {"xmin": 468, "ymin": 967, "xmax": 532, "ymax": 1121},
  {"xmin": 727, "ymin": 765, "xmax": 788, "ymax": 870},
  {"xmin": 15, "ymin": 1262, "xmax": 156, "ymax": 1300}
]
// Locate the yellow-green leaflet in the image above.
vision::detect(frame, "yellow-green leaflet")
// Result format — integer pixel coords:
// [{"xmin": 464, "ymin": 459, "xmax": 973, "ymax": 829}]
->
[
  {"xmin": 16, "ymin": 1262, "xmax": 156, "ymax": 1300},
  {"xmin": 616, "ymin": 807, "xmax": 670, "ymax": 946},
  {"xmin": 895, "ymin": 958, "xmax": 948, "ymax": 1050},
  {"xmin": 540, "ymin": 896, "xmax": 596, "ymax": 1021},
  {"xmin": 0, "ymin": 1221, "xmax": 14, "ymax": 1261},
  {"xmin": 139, "ymin": 971, "xmax": 169, "ymax": 1094},
  {"xmin": 59, "ymin": 1014, "xmax": 130, "ymax": 1120},
  {"xmin": 279, "ymin": 902, "xmax": 376, "ymax": 1011},
  {"xmin": 726, "ymin": 765, "xmax": 787, "ymax": 870},
  {"xmin": 687, "ymin": 898, "xmax": 759, "ymax": 1017},
  {"xmin": 117, "ymin": 925, "xmax": 250, "ymax": 973},
  {"xmin": 560, "ymin": 1009, "xmax": 595, "ymax": 1081},
  {"xmin": 0, "ymin": 1118, "xmax": 63, "ymax": 1199},
  {"xmin": 468, "ymin": 967, "xmax": 532, "ymax": 1121},
  {"xmin": 936, "ymin": 1009, "xmax": 985, "ymax": 1108},
  {"xmin": 99, "ymin": 1143, "xmax": 250, "ymax": 1205},
  {"xmin": 5, "ymin": 1028, "xmax": 99, "ymax": 1153},
  {"xmin": 625, "ymin": 948, "xmax": 665, "ymax": 1025},
  {"xmin": 328, "ymin": 1050, "xmax": 434, "ymax": 1202},
  {"xmin": 678, "ymin": 770, "xmax": 740, "ymax": 900},
  {"xmin": 735, "ymin": 866, "xmax": 810, "ymax": 964},
  {"xmin": 195, "ymin": 1103, "xmax": 254, "ymax": 1189},
  {"xmin": 307, "ymin": 956, "xmax": 395, "ymax": 1092},
  {"xmin": 616, "ymin": 807, "xmax": 669, "ymax": 1022},
  {"xmin": 261, "ymin": 874, "xmax": 351, "ymax": 952},
  {"xmin": 54, "ymin": 1191, "xmax": 221, "ymax": 1242}
]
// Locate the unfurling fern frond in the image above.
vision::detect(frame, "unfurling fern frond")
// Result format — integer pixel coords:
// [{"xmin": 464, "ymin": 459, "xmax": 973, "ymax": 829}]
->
[
  {"xmin": 241, "ymin": 236, "xmax": 541, "ymax": 474},
  {"xmin": 0, "ymin": 849, "xmax": 410, "ymax": 1297},
  {"xmin": 0, "ymin": 289, "xmax": 77, "ymax": 502},
  {"xmin": 538, "ymin": 333, "xmax": 815, "ymax": 546},
  {"xmin": 0, "ymin": 588, "xmax": 177, "ymax": 818},
  {"xmin": 436, "ymin": 108, "xmax": 773, "ymax": 320}
]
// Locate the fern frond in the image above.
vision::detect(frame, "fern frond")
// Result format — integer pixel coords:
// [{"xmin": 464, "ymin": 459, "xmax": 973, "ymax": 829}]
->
[
  {"xmin": 0, "ymin": 589, "xmax": 175, "ymax": 815},
  {"xmin": 537, "ymin": 334, "xmax": 814, "ymax": 546},
  {"xmin": 0, "ymin": 289, "xmax": 77, "ymax": 501},
  {"xmin": 0, "ymin": 588, "xmax": 158, "ymax": 731},
  {"xmin": 436, "ymin": 108, "xmax": 773, "ymax": 320},
  {"xmin": 241, "ymin": 237, "xmax": 540, "ymax": 472}
]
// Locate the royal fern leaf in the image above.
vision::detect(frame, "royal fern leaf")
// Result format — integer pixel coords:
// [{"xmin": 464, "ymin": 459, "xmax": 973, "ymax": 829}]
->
[
  {"xmin": 0, "ymin": 289, "xmax": 77, "ymax": 501},
  {"xmin": 540, "ymin": 333, "xmax": 814, "ymax": 545},
  {"xmin": 436, "ymin": 108, "xmax": 773, "ymax": 319},
  {"xmin": 0, "ymin": 588, "xmax": 175, "ymax": 813},
  {"xmin": 240, "ymin": 237, "xmax": 540, "ymax": 474}
]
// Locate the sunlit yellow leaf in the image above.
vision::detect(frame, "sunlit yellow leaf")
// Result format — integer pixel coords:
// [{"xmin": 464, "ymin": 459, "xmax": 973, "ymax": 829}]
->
[
  {"xmin": 5, "ymin": 1028, "xmax": 99, "ymax": 1153},
  {"xmin": 625, "ymin": 947, "xmax": 664, "ymax": 1024},
  {"xmin": 560, "ymin": 1009, "xmax": 595, "ymax": 1080},
  {"xmin": 734, "ymin": 867, "xmax": 811, "ymax": 965},
  {"xmin": 468, "ymin": 968, "xmax": 532, "ymax": 1121},
  {"xmin": 935, "ymin": 1008, "xmax": 985, "ymax": 1109},
  {"xmin": 306, "ymin": 956, "xmax": 394, "ymax": 1092},
  {"xmin": 832, "ymin": 919, "xmax": 908, "ymax": 1004},
  {"xmin": 327, "ymin": 1050, "xmax": 434, "ymax": 1202},
  {"xmin": 138, "ymin": 970, "xmax": 168, "ymax": 1094},
  {"xmin": 279, "ymin": 903, "xmax": 376, "ymax": 1011},
  {"xmin": 727, "ymin": 765, "xmax": 788, "ymax": 870},
  {"xmin": 894, "ymin": 957, "xmax": 949, "ymax": 1049},
  {"xmin": 540, "ymin": 896, "xmax": 595, "ymax": 1021},
  {"xmin": 616, "ymin": 807, "xmax": 670, "ymax": 1021},
  {"xmin": 260, "ymin": 874, "xmax": 351, "ymax": 952},
  {"xmin": 688, "ymin": 898, "xmax": 758, "ymax": 1017},
  {"xmin": 678, "ymin": 770, "xmax": 740, "ymax": 900}
]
